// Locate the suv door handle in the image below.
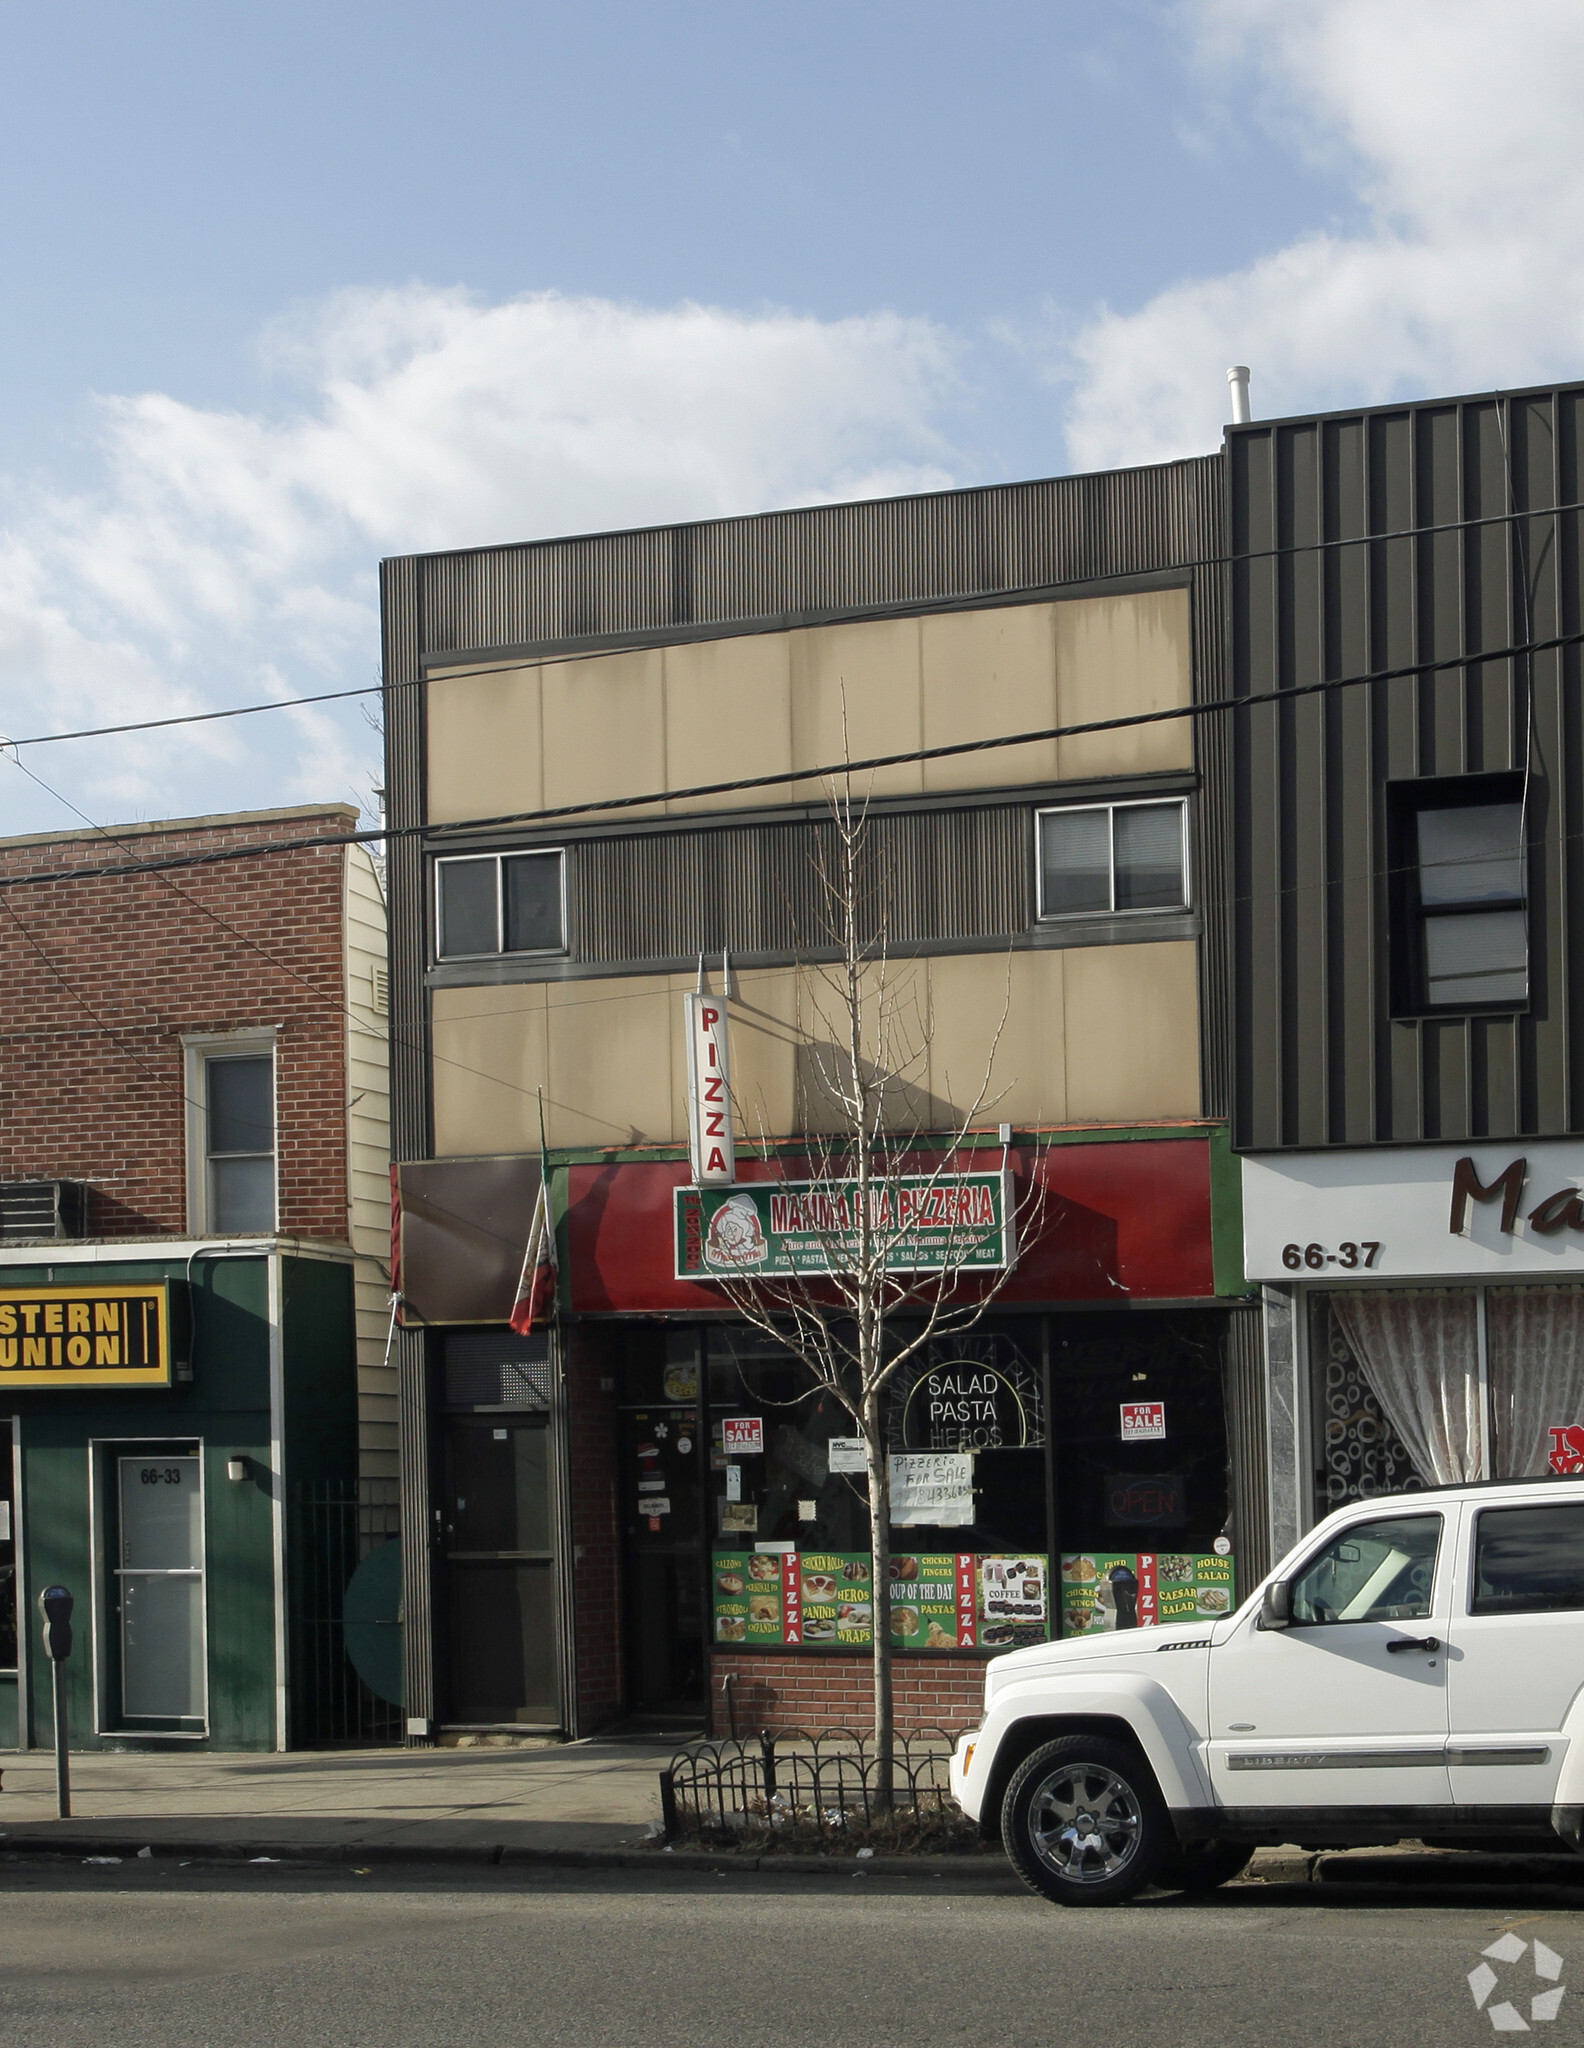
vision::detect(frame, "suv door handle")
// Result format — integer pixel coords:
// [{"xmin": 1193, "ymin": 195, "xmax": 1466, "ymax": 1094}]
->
[{"xmin": 1385, "ymin": 1635, "xmax": 1441, "ymax": 1653}]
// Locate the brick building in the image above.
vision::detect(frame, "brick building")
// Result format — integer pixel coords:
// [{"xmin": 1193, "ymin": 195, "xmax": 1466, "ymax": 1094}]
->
[{"xmin": 0, "ymin": 805, "xmax": 393, "ymax": 1751}]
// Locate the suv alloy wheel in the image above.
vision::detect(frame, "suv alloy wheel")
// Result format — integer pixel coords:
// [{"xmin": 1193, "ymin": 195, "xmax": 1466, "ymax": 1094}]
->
[{"xmin": 1001, "ymin": 1735, "xmax": 1172, "ymax": 1906}]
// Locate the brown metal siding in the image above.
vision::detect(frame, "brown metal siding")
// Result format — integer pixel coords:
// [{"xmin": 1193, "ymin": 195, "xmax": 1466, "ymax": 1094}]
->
[
  {"xmin": 1227, "ymin": 382, "xmax": 1584, "ymax": 1149},
  {"xmin": 571, "ymin": 805, "xmax": 1031, "ymax": 970},
  {"xmin": 412, "ymin": 462, "xmax": 1222, "ymax": 661}
]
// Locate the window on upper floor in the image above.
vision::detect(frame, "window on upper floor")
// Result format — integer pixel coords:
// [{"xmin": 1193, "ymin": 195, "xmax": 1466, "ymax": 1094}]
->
[
  {"xmin": 1036, "ymin": 799, "xmax": 1190, "ymax": 920},
  {"xmin": 1390, "ymin": 774, "xmax": 1527, "ymax": 1014},
  {"xmin": 184, "ymin": 1034, "xmax": 277, "ymax": 1235},
  {"xmin": 435, "ymin": 850, "xmax": 566, "ymax": 961}
]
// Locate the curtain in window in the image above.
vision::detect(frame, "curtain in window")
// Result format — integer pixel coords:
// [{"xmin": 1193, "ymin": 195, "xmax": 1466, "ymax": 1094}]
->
[
  {"xmin": 1487, "ymin": 1288, "xmax": 1584, "ymax": 1478},
  {"xmin": 1330, "ymin": 1290, "xmax": 1483, "ymax": 1484}
]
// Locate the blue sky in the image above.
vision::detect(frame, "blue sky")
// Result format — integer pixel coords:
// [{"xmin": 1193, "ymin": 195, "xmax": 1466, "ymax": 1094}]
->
[{"xmin": 0, "ymin": 1, "xmax": 1579, "ymax": 834}]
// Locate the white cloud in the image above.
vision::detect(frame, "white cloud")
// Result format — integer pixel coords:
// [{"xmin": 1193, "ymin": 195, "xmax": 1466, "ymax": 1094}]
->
[
  {"xmin": 0, "ymin": 289, "xmax": 961, "ymax": 832},
  {"xmin": 1063, "ymin": 0, "xmax": 1584, "ymax": 469}
]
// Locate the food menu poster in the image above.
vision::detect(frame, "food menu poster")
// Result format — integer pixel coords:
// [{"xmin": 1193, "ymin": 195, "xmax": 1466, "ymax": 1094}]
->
[
  {"xmin": 712, "ymin": 1551, "xmax": 1049, "ymax": 1652},
  {"xmin": 1059, "ymin": 1552, "xmax": 1235, "ymax": 1637}
]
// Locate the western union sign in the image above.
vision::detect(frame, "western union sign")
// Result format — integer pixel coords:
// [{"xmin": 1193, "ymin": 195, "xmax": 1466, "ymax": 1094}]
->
[{"xmin": 0, "ymin": 1283, "xmax": 172, "ymax": 1387}]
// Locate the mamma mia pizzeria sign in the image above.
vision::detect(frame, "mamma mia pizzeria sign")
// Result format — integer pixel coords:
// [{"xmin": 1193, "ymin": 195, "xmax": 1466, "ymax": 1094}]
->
[{"xmin": 675, "ymin": 1171, "xmax": 1015, "ymax": 1280}]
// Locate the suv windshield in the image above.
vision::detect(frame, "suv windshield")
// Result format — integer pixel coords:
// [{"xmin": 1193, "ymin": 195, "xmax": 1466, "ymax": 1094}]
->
[{"xmin": 1289, "ymin": 1514, "xmax": 1442, "ymax": 1625}]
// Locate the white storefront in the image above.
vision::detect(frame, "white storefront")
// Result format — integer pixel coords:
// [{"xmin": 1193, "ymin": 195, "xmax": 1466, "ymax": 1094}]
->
[{"xmin": 1243, "ymin": 1139, "xmax": 1584, "ymax": 1557}]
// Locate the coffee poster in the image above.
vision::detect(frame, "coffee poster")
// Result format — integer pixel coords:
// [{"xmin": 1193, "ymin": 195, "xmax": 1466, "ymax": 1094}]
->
[{"xmin": 711, "ymin": 1549, "xmax": 1050, "ymax": 1651}]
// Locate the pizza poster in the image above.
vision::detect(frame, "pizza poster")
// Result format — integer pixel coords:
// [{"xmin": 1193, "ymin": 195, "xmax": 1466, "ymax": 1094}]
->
[
  {"xmin": 711, "ymin": 1550, "xmax": 1050, "ymax": 1651},
  {"xmin": 1059, "ymin": 1551, "xmax": 1236, "ymax": 1637}
]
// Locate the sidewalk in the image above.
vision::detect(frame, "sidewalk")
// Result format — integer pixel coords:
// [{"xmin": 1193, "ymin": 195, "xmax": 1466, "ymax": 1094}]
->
[
  {"xmin": 3, "ymin": 1747, "xmax": 1584, "ymax": 1890},
  {"xmin": 0, "ymin": 1740, "xmax": 671, "ymax": 1859}
]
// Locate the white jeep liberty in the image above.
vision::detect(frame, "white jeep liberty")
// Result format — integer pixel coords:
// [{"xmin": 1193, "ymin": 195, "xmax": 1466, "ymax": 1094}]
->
[{"xmin": 950, "ymin": 1479, "xmax": 1584, "ymax": 1903}]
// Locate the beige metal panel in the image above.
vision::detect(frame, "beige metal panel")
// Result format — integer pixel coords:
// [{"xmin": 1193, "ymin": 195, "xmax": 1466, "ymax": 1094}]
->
[
  {"xmin": 343, "ymin": 844, "xmax": 396, "ymax": 1484},
  {"xmin": 721, "ymin": 968, "xmax": 801, "ymax": 1145},
  {"xmin": 662, "ymin": 635, "xmax": 794, "ymax": 813},
  {"xmin": 546, "ymin": 973, "xmax": 681, "ymax": 1148},
  {"xmin": 921, "ymin": 604, "xmax": 1060, "ymax": 792},
  {"xmin": 789, "ymin": 614, "xmax": 924, "ymax": 797},
  {"xmin": 923, "ymin": 950, "xmax": 1067, "ymax": 1128},
  {"xmin": 432, "ymin": 983, "xmax": 551, "ymax": 1157},
  {"xmin": 1053, "ymin": 590, "xmax": 1193, "ymax": 781},
  {"xmin": 541, "ymin": 647, "xmax": 667, "ymax": 817},
  {"xmin": 1060, "ymin": 940, "xmax": 1201, "ymax": 1120},
  {"xmin": 427, "ymin": 663, "xmax": 543, "ymax": 826}
]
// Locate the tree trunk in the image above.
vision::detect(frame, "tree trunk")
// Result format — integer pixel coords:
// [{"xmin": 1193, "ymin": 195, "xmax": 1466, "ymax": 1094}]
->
[{"xmin": 863, "ymin": 1383, "xmax": 895, "ymax": 1813}]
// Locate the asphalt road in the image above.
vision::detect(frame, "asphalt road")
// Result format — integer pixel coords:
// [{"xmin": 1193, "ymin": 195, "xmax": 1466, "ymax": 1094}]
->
[{"xmin": 2, "ymin": 1858, "xmax": 1581, "ymax": 2048}]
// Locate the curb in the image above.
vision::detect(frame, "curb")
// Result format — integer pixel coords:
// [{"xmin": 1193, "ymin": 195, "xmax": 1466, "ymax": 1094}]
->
[
  {"xmin": 0, "ymin": 1833, "xmax": 1013, "ymax": 1879},
  {"xmin": 3, "ymin": 1834, "xmax": 1582, "ymax": 1890}
]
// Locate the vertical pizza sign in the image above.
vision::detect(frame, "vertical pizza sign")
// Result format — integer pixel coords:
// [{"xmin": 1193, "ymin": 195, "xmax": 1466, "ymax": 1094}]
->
[{"xmin": 684, "ymin": 991, "xmax": 736, "ymax": 1185}]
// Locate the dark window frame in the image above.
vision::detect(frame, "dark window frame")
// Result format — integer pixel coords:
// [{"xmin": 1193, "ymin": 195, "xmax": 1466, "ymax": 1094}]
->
[
  {"xmin": 1470, "ymin": 1502, "xmax": 1584, "ymax": 1616},
  {"xmin": 1034, "ymin": 797, "xmax": 1191, "ymax": 923},
  {"xmin": 1388, "ymin": 771, "xmax": 1528, "ymax": 1018},
  {"xmin": 434, "ymin": 848, "xmax": 567, "ymax": 963}
]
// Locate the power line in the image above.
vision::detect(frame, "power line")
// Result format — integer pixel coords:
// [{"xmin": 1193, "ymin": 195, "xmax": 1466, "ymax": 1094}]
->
[
  {"xmin": 3, "ymin": 619, "xmax": 1584, "ymax": 890},
  {"xmin": 2, "ymin": 487, "xmax": 1582, "ymax": 755}
]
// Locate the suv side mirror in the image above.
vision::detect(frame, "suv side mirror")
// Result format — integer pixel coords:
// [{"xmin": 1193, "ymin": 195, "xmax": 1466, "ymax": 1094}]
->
[{"xmin": 1259, "ymin": 1579, "xmax": 1291, "ymax": 1631}]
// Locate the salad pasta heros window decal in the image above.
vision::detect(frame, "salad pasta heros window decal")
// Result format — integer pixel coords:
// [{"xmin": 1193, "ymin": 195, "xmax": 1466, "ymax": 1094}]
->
[
  {"xmin": 0, "ymin": 1284, "xmax": 172, "ymax": 1387},
  {"xmin": 711, "ymin": 1551, "xmax": 1049, "ymax": 1650}
]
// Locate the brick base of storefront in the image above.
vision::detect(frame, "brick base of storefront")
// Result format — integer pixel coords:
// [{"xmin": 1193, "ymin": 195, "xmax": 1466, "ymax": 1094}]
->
[{"xmin": 708, "ymin": 1653, "xmax": 985, "ymax": 1738}]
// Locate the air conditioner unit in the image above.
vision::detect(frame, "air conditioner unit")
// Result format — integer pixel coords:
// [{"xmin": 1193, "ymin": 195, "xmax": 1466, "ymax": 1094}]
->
[{"xmin": 0, "ymin": 1180, "xmax": 89, "ymax": 1241}]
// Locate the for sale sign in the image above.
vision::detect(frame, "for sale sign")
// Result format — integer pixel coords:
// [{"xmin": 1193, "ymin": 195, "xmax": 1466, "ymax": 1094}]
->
[
  {"xmin": 722, "ymin": 1416, "xmax": 764, "ymax": 1455},
  {"xmin": 1119, "ymin": 1400, "xmax": 1166, "ymax": 1442}
]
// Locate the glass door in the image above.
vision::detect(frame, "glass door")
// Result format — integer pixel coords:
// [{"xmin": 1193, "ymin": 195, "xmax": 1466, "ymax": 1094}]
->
[
  {"xmin": 116, "ymin": 1454, "xmax": 205, "ymax": 1723},
  {"xmin": 440, "ymin": 1417, "xmax": 561, "ymax": 1727}
]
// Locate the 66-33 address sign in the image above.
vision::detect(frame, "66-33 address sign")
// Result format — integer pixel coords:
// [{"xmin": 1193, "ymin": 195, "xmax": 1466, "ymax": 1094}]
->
[{"xmin": 1281, "ymin": 1240, "xmax": 1382, "ymax": 1270}]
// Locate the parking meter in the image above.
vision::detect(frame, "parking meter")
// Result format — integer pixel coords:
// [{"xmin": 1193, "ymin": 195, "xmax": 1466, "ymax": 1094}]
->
[
  {"xmin": 38, "ymin": 1584, "xmax": 73, "ymax": 1817},
  {"xmin": 39, "ymin": 1584, "xmax": 73, "ymax": 1662}
]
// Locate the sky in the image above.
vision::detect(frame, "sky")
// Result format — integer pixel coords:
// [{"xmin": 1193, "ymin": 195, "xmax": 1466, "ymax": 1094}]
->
[{"xmin": 1, "ymin": 0, "xmax": 1582, "ymax": 837}]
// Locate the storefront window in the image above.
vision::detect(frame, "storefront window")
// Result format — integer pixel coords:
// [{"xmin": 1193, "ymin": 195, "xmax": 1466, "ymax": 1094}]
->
[
  {"xmin": 1310, "ymin": 1294, "xmax": 1427, "ymax": 1511},
  {"xmin": 1311, "ymin": 1284, "xmax": 1584, "ymax": 1505},
  {"xmin": 1488, "ymin": 1288, "xmax": 1584, "ymax": 1478},
  {"xmin": 702, "ymin": 1314, "xmax": 1232, "ymax": 1654},
  {"xmin": 1048, "ymin": 1314, "xmax": 1232, "ymax": 1637}
]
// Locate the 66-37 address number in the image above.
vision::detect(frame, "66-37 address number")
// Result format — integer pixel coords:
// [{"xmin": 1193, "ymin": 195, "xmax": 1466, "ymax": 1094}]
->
[{"xmin": 1282, "ymin": 1241, "xmax": 1382, "ymax": 1270}]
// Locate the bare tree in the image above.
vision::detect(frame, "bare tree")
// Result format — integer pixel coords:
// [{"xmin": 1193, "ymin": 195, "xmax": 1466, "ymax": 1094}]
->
[{"xmin": 706, "ymin": 769, "xmax": 1044, "ymax": 1806}]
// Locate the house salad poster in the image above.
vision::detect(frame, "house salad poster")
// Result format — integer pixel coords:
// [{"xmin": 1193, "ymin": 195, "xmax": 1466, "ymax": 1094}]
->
[
  {"xmin": 1059, "ymin": 1551, "xmax": 1235, "ymax": 1636},
  {"xmin": 712, "ymin": 1551, "xmax": 1049, "ymax": 1651}
]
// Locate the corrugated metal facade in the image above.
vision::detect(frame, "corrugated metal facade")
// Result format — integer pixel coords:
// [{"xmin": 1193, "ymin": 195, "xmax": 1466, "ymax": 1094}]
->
[
  {"xmin": 1225, "ymin": 382, "xmax": 1584, "ymax": 1150},
  {"xmin": 412, "ymin": 464, "xmax": 1220, "ymax": 661}
]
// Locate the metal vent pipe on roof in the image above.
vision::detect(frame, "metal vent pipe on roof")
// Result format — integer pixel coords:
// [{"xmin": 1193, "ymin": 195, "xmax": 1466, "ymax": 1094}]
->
[{"xmin": 1227, "ymin": 365, "xmax": 1252, "ymax": 425}]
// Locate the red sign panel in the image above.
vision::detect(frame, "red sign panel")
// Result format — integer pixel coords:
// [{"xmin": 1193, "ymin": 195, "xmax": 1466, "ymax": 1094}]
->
[
  {"xmin": 568, "ymin": 1137, "xmax": 1216, "ymax": 1313},
  {"xmin": 723, "ymin": 1416, "xmax": 764, "ymax": 1455}
]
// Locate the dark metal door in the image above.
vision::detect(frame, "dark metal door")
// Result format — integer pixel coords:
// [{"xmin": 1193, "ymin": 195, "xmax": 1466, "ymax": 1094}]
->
[
  {"xmin": 441, "ymin": 1417, "xmax": 560, "ymax": 1728},
  {"xmin": 620, "ymin": 1405, "xmax": 705, "ymax": 1714}
]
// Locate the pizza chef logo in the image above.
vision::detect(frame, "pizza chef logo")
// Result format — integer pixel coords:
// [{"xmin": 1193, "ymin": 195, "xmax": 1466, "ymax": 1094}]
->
[
  {"xmin": 703, "ymin": 1192, "xmax": 768, "ymax": 1270},
  {"xmin": 1468, "ymin": 1932, "xmax": 1565, "ymax": 2031}
]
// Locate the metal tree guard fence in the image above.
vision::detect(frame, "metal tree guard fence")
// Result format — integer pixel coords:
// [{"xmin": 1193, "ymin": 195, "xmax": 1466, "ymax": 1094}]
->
[
  {"xmin": 288, "ymin": 1479, "xmax": 402, "ymax": 1747},
  {"xmin": 659, "ymin": 1727, "xmax": 964, "ymax": 1847}
]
